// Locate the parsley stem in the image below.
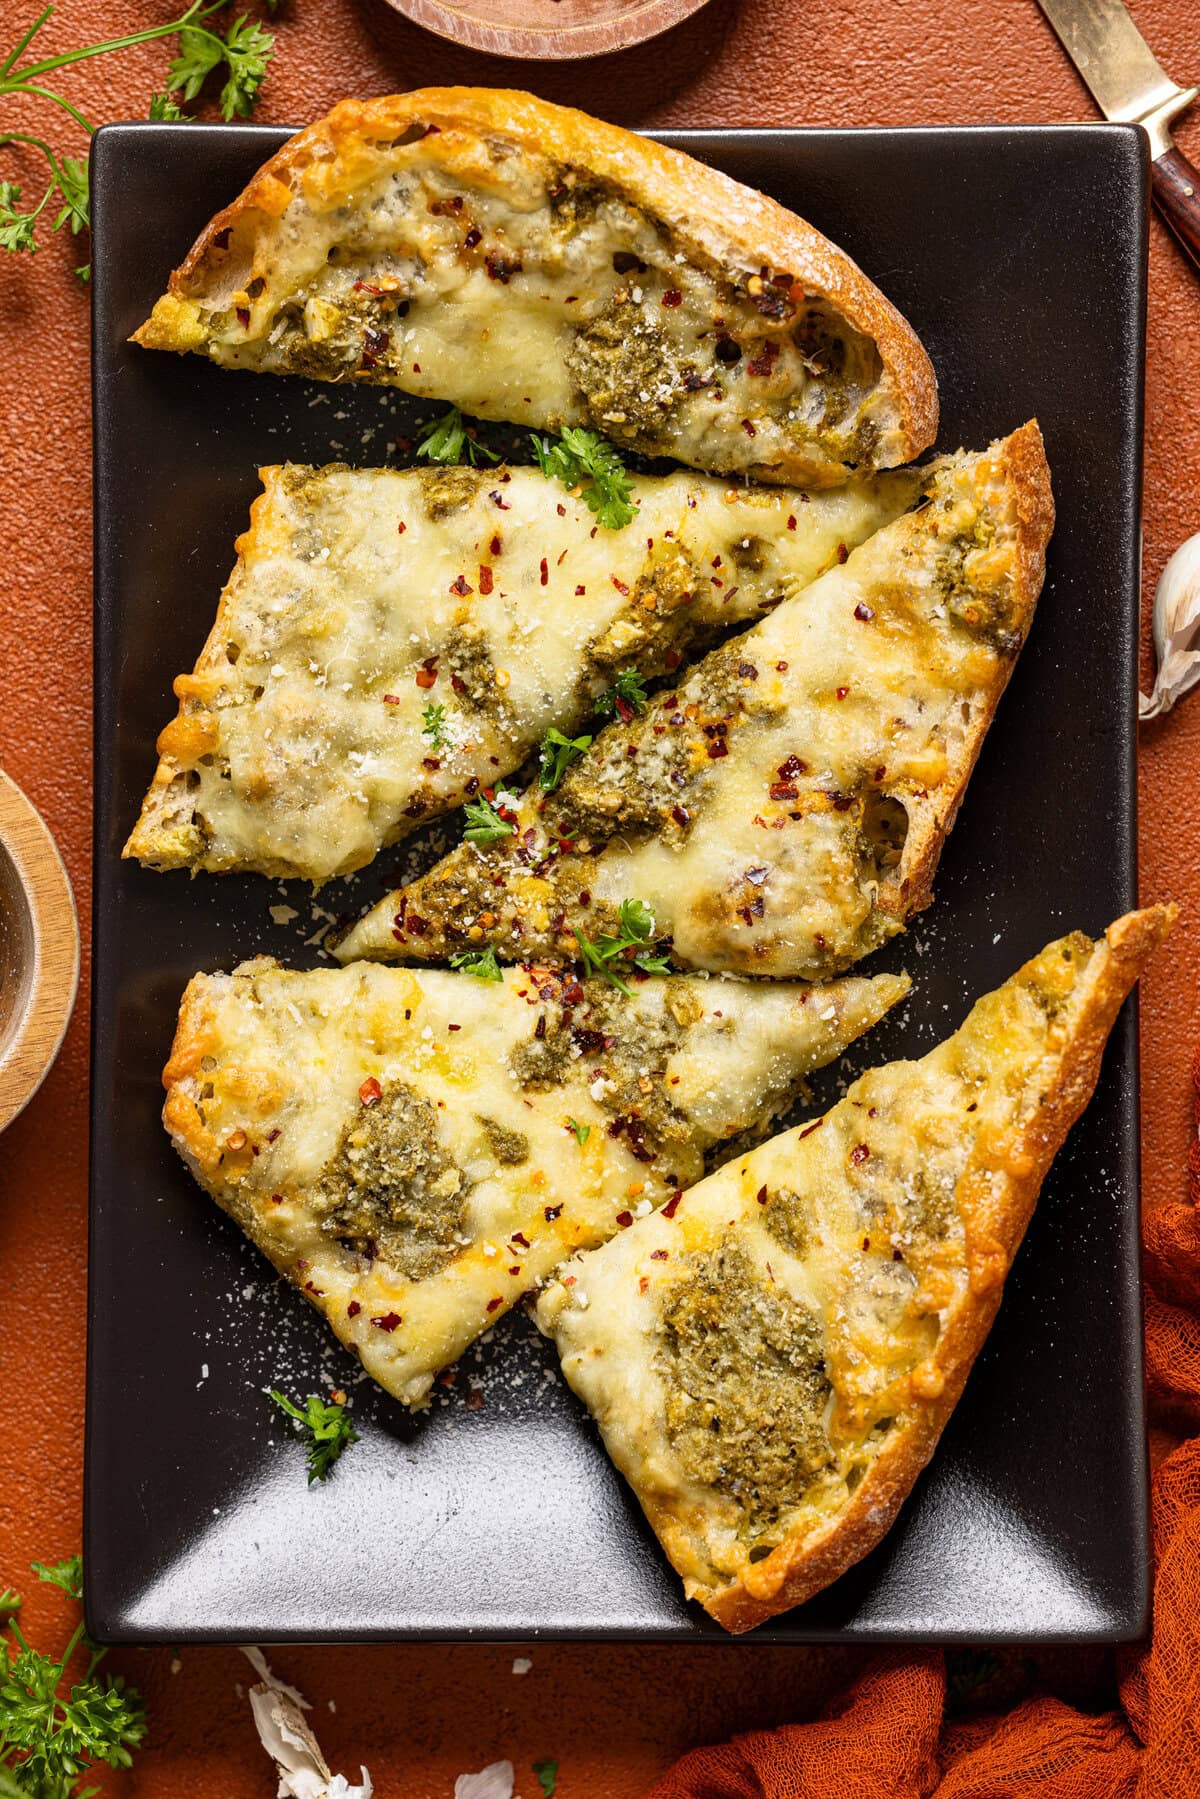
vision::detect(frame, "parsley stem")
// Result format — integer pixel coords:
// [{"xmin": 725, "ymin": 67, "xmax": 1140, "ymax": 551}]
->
[
  {"xmin": 7, "ymin": 0, "xmax": 225, "ymax": 84},
  {"xmin": 12, "ymin": 81, "xmax": 95, "ymax": 132},
  {"xmin": 1, "ymin": 6, "xmax": 53, "ymax": 77}
]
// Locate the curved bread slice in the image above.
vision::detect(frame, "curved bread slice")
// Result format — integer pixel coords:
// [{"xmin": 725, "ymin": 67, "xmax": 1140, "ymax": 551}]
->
[
  {"xmin": 538, "ymin": 906, "xmax": 1174, "ymax": 1632},
  {"xmin": 131, "ymin": 89, "xmax": 937, "ymax": 486},
  {"xmin": 164, "ymin": 957, "xmax": 908, "ymax": 1407},
  {"xmin": 124, "ymin": 460, "xmax": 921, "ymax": 880},
  {"xmin": 336, "ymin": 423, "xmax": 1053, "ymax": 975}
]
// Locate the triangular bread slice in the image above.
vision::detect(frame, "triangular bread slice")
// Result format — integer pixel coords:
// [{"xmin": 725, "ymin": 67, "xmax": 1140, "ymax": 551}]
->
[
  {"xmin": 538, "ymin": 906, "xmax": 1173, "ymax": 1632},
  {"xmin": 131, "ymin": 89, "xmax": 937, "ymax": 487},
  {"xmin": 164, "ymin": 957, "xmax": 908, "ymax": 1407},
  {"xmin": 124, "ymin": 460, "xmax": 921, "ymax": 881},
  {"xmin": 336, "ymin": 423, "xmax": 1053, "ymax": 975}
]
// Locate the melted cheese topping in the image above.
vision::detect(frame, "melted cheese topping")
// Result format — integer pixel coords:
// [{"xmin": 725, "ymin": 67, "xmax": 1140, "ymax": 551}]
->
[
  {"xmin": 338, "ymin": 433, "xmax": 1046, "ymax": 974},
  {"xmin": 164, "ymin": 958, "xmax": 908, "ymax": 1406},
  {"xmin": 125, "ymin": 463, "xmax": 918, "ymax": 880},
  {"xmin": 136, "ymin": 118, "xmax": 914, "ymax": 484},
  {"xmin": 538, "ymin": 929, "xmax": 1102, "ymax": 1605}
]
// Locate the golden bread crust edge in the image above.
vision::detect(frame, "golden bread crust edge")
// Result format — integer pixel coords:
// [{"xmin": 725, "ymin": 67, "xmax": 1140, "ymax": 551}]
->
[
  {"xmin": 132, "ymin": 88, "xmax": 938, "ymax": 475},
  {"xmin": 678, "ymin": 902, "xmax": 1174, "ymax": 1633},
  {"xmin": 879, "ymin": 419, "xmax": 1055, "ymax": 936}
]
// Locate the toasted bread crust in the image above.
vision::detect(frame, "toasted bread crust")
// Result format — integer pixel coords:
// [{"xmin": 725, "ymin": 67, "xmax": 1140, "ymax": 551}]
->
[
  {"xmin": 697, "ymin": 903, "xmax": 1174, "ymax": 1632},
  {"xmin": 132, "ymin": 89, "xmax": 937, "ymax": 482}
]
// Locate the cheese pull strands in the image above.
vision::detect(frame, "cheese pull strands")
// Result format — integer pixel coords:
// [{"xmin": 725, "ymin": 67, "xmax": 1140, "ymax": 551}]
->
[
  {"xmin": 335, "ymin": 423, "xmax": 1054, "ymax": 978},
  {"xmin": 538, "ymin": 905, "xmax": 1174, "ymax": 1633},
  {"xmin": 162, "ymin": 957, "xmax": 909, "ymax": 1407},
  {"xmin": 132, "ymin": 89, "xmax": 938, "ymax": 487},
  {"xmin": 124, "ymin": 460, "xmax": 921, "ymax": 882}
]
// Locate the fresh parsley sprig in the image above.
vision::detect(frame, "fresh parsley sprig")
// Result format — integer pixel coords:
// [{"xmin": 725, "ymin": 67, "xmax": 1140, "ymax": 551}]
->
[
  {"xmin": 421, "ymin": 700, "xmax": 450, "ymax": 752},
  {"xmin": 462, "ymin": 792, "xmax": 518, "ymax": 848},
  {"xmin": 269, "ymin": 1389, "xmax": 359, "ymax": 1485},
  {"xmin": 417, "ymin": 406, "xmax": 500, "ymax": 468},
  {"xmin": 565, "ymin": 1118, "xmax": 590, "ymax": 1146},
  {"xmin": 451, "ymin": 946, "xmax": 503, "ymax": 982},
  {"xmin": 595, "ymin": 668, "xmax": 648, "ymax": 723},
  {"xmin": 538, "ymin": 726, "xmax": 592, "ymax": 793},
  {"xmin": 575, "ymin": 898, "xmax": 671, "ymax": 994},
  {"xmin": 0, "ymin": 2, "xmax": 278, "ymax": 280},
  {"xmin": 0, "ymin": 1556, "xmax": 147, "ymax": 1795},
  {"xmin": 531, "ymin": 427, "xmax": 637, "ymax": 530}
]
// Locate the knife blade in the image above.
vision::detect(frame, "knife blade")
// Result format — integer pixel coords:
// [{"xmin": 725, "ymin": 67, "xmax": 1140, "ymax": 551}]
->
[{"xmin": 1036, "ymin": 0, "xmax": 1200, "ymax": 275}]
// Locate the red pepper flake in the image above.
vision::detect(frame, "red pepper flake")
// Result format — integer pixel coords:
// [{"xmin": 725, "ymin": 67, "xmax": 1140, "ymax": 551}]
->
[
  {"xmin": 449, "ymin": 574, "xmax": 473, "ymax": 597},
  {"xmin": 361, "ymin": 326, "xmax": 390, "ymax": 368},
  {"xmin": 486, "ymin": 252, "xmax": 523, "ymax": 283},
  {"xmin": 836, "ymin": 686, "xmax": 850, "ymax": 700},
  {"xmin": 489, "ymin": 534, "xmax": 503, "ymax": 558},
  {"xmin": 463, "ymin": 225, "xmax": 482, "ymax": 248},
  {"xmin": 490, "ymin": 491, "xmax": 511, "ymax": 510},
  {"xmin": 478, "ymin": 565, "xmax": 494, "ymax": 596},
  {"xmin": 611, "ymin": 576, "xmax": 630, "ymax": 596},
  {"xmin": 347, "ymin": 1301, "xmax": 361, "ymax": 1318},
  {"xmin": 661, "ymin": 1190, "xmax": 683, "ymax": 1219},
  {"xmin": 664, "ymin": 648, "xmax": 681, "ymax": 670},
  {"xmin": 448, "ymin": 1023, "xmax": 461, "ymax": 1032},
  {"xmin": 651, "ymin": 1248, "xmax": 669, "ymax": 1260},
  {"xmin": 738, "ymin": 661, "xmax": 758, "ymax": 680},
  {"xmin": 544, "ymin": 1204, "xmax": 563, "ymax": 1221},
  {"xmin": 616, "ymin": 1210, "xmax": 634, "ymax": 1228},
  {"xmin": 371, "ymin": 1312, "xmax": 402, "ymax": 1331},
  {"xmin": 265, "ymin": 1128, "xmax": 281, "ymax": 1144},
  {"xmin": 741, "ymin": 419, "xmax": 757, "ymax": 437},
  {"xmin": 540, "ymin": 557, "xmax": 549, "ymax": 586},
  {"xmin": 851, "ymin": 1143, "xmax": 870, "ymax": 1165},
  {"xmin": 429, "ymin": 195, "xmax": 464, "ymax": 215},
  {"xmin": 511, "ymin": 1231, "xmax": 530, "ymax": 1249},
  {"xmin": 508, "ymin": 1265, "xmax": 520, "ymax": 1276},
  {"xmin": 397, "ymin": 521, "xmax": 407, "ymax": 535},
  {"xmin": 799, "ymin": 1117, "xmax": 825, "ymax": 1140},
  {"xmin": 236, "ymin": 306, "xmax": 250, "ymax": 328},
  {"xmin": 486, "ymin": 1297, "xmax": 503, "ymax": 1313},
  {"xmin": 270, "ymin": 1193, "xmax": 284, "ymax": 1205},
  {"xmin": 383, "ymin": 693, "xmax": 402, "ymax": 705},
  {"xmin": 304, "ymin": 1281, "xmax": 324, "ymax": 1296},
  {"xmin": 662, "ymin": 288, "xmax": 683, "ymax": 307},
  {"xmin": 756, "ymin": 1184, "xmax": 769, "ymax": 1205},
  {"xmin": 837, "ymin": 543, "xmax": 849, "ymax": 563},
  {"xmin": 671, "ymin": 804, "xmax": 690, "ymax": 828},
  {"xmin": 854, "ymin": 602, "xmax": 875, "ymax": 622},
  {"xmin": 776, "ymin": 660, "xmax": 789, "ymax": 672},
  {"xmin": 747, "ymin": 341, "xmax": 780, "ymax": 378},
  {"xmin": 786, "ymin": 514, "xmax": 797, "ymax": 531},
  {"xmin": 575, "ymin": 584, "xmax": 586, "ymax": 596},
  {"xmin": 769, "ymin": 781, "xmax": 798, "ymax": 802},
  {"xmin": 359, "ymin": 1076, "xmax": 383, "ymax": 1107},
  {"xmin": 707, "ymin": 740, "xmax": 729, "ymax": 760}
]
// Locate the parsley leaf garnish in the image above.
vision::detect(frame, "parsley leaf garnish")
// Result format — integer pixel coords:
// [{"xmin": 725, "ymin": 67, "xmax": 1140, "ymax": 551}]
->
[
  {"xmin": 594, "ymin": 668, "xmax": 648, "ymax": 722},
  {"xmin": 575, "ymin": 898, "xmax": 671, "ymax": 994},
  {"xmin": 148, "ymin": 91, "xmax": 190, "ymax": 119},
  {"xmin": 416, "ymin": 406, "xmax": 500, "ymax": 467},
  {"xmin": 538, "ymin": 726, "xmax": 592, "ymax": 793},
  {"xmin": 0, "ymin": 1555, "xmax": 147, "ymax": 1794},
  {"xmin": 531, "ymin": 427, "xmax": 637, "ymax": 529},
  {"xmin": 566, "ymin": 1119, "xmax": 590, "ymax": 1146},
  {"xmin": 269, "ymin": 1389, "xmax": 359, "ymax": 1485},
  {"xmin": 169, "ymin": 12, "xmax": 274, "ymax": 120},
  {"xmin": 533, "ymin": 1760, "xmax": 558, "ymax": 1797},
  {"xmin": 451, "ymin": 946, "xmax": 503, "ymax": 983},
  {"xmin": 462, "ymin": 793, "xmax": 518, "ymax": 848},
  {"xmin": 0, "ymin": 182, "xmax": 37, "ymax": 254},
  {"xmin": 421, "ymin": 700, "xmax": 450, "ymax": 752}
]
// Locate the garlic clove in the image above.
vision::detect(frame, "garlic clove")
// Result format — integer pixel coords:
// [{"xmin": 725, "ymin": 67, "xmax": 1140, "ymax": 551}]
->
[{"xmin": 1141, "ymin": 530, "xmax": 1200, "ymax": 721}]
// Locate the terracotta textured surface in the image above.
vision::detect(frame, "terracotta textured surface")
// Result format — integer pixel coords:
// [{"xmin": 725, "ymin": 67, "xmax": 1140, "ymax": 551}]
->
[{"xmin": 0, "ymin": 1, "xmax": 1197, "ymax": 1794}]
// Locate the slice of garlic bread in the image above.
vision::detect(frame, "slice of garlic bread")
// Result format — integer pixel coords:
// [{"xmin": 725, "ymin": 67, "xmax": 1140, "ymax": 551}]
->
[
  {"xmin": 336, "ymin": 423, "xmax": 1053, "ymax": 975},
  {"xmin": 124, "ymin": 461, "xmax": 921, "ymax": 882},
  {"xmin": 131, "ymin": 89, "xmax": 937, "ymax": 487},
  {"xmin": 164, "ymin": 958, "xmax": 908, "ymax": 1407},
  {"xmin": 538, "ymin": 906, "xmax": 1173, "ymax": 1632}
]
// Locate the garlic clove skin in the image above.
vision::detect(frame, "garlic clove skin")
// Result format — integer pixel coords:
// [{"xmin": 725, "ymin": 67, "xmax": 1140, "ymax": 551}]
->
[{"xmin": 1141, "ymin": 530, "xmax": 1200, "ymax": 721}]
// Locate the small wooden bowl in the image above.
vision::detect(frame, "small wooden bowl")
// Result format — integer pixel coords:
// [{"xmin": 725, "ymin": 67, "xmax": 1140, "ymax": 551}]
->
[
  {"xmin": 0, "ymin": 770, "xmax": 80, "ymax": 1133},
  {"xmin": 383, "ymin": 0, "xmax": 714, "ymax": 60}
]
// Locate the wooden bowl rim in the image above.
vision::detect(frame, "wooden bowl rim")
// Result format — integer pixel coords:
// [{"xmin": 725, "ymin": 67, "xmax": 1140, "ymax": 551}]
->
[
  {"xmin": 0, "ymin": 769, "xmax": 80, "ymax": 1134},
  {"xmin": 381, "ymin": 0, "xmax": 714, "ymax": 60}
]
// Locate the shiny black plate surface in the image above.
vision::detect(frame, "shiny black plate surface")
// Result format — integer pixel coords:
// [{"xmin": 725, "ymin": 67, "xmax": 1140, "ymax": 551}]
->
[{"xmin": 87, "ymin": 121, "xmax": 1149, "ymax": 1642}]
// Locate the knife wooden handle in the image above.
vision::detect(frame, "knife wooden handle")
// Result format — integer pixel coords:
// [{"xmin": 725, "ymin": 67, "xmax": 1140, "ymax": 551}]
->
[{"xmin": 1152, "ymin": 147, "xmax": 1200, "ymax": 277}]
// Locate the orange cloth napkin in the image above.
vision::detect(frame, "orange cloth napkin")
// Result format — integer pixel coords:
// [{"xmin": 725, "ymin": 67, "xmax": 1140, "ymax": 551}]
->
[{"xmin": 647, "ymin": 1057, "xmax": 1200, "ymax": 1799}]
